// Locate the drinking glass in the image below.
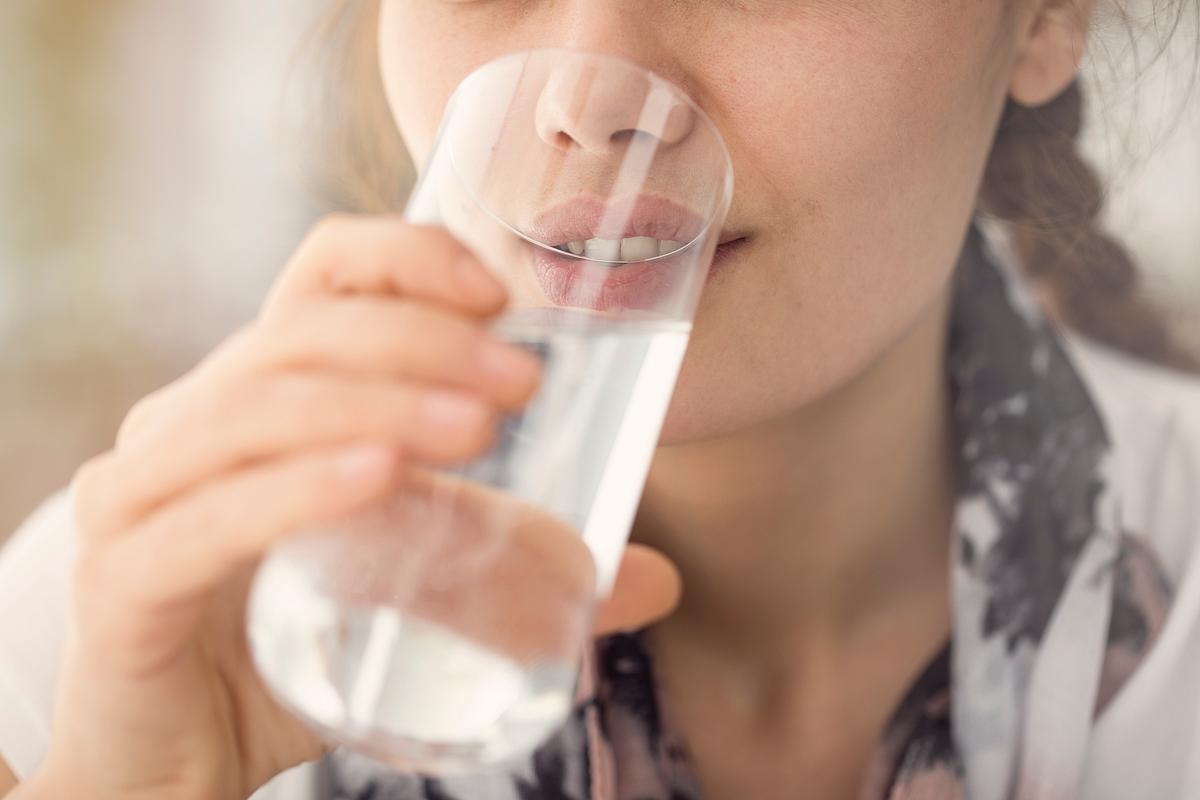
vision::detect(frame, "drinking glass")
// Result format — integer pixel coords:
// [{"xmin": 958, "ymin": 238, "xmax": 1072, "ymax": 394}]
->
[{"xmin": 246, "ymin": 47, "xmax": 734, "ymax": 773}]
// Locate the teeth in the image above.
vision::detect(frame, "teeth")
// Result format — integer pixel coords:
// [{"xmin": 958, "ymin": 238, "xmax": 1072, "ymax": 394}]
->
[
  {"xmin": 583, "ymin": 238, "xmax": 622, "ymax": 261},
  {"xmin": 567, "ymin": 237, "xmax": 686, "ymax": 262},
  {"xmin": 619, "ymin": 236, "xmax": 660, "ymax": 261}
]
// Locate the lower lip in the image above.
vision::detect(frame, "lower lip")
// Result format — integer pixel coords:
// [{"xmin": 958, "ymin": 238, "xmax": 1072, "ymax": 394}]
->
[{"xmin": 532, "ymin": 238, "xmax": 747, "ymax": 312}]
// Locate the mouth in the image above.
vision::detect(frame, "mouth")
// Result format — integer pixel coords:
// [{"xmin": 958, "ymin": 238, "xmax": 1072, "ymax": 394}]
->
[
  {"xmin": 523, "ymin": 193, "xmax": 746, "ymax": 311},
  {"xmin": 526, "ymin": 193, "xmax": 741, "ymax": 264}
]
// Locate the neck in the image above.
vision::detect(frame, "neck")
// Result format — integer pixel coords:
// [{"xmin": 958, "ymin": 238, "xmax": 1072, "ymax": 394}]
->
[{"xmin": 633, "ymin": 286, "xmax": 957, "ymax": 663}]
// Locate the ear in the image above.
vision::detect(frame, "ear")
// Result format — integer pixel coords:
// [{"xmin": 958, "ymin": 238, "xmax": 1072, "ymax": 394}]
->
[{"xmin": 1008, "ymin": 0, "xmax": 1097, "ymax": 107}]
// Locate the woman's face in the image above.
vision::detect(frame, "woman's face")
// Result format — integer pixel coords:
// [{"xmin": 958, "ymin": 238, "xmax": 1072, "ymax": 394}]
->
[{"xmin": 377, "ymin": 0, "xmax": 1026, "ymax": 444}]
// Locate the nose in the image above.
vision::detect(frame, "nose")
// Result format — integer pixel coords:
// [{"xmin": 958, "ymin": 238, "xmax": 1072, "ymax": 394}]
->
[{"xmin": 534, "ymin": 57, "xmax": 695, "ymax": 156}]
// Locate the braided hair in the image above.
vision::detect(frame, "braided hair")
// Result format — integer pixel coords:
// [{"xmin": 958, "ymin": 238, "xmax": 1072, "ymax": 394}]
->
[{"xmin": 978, "ymin": 22, "xmax": 1199, "ymax": 374}]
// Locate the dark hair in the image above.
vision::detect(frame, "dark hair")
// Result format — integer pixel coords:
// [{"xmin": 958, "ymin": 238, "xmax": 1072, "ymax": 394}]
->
[
  {"xmin": 980, "ymin": 79, "xmax": 1199, "ymax": 372},
  {"xmin": 977, "ymin": 0, "xmax": 1200, "ymax": 372},
  {"xmin": 320, "ymin": 0, "xmax": 1199, "ymax": 371}
]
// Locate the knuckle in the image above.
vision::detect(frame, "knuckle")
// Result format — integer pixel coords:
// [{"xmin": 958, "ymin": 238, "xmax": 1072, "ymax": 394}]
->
[
  {"xmin": 270, "ymin": 214, "xmax": 364, "ymax": 301},
  {"xmin": 198, "ymin": 324, "xmax": 270, "ymax": 379},
  {"xmin": 115, "ymin": 392, "xmax": 163, "ymax": 449},
  {"xmin": 291, "ymin": 214, "xmax": 350, "ymax": 271},
  {"xmin": 70, "ymin": 452, "xmax": 121, "ymax": 539},
  {"xmin": 310, "ymin": 212, "xmax": 356, "ymax": 240},
  {"xmin": 410, "ymin": 221, "xmax": 463, "ymax": 252},
  {"xmin": 113, "ymin": 371, "xmax": 199, "ymax": 448},
  {"xmin": 395, "ymin": 224, "xmax": 471, "ymax": 278},
  {"xmin": 210, "ymin": 324, "xmax": 262, "ymax": 362},
  {"xmin": 408, "ymin": 221, "xmax": 453, "ymax": 253}
]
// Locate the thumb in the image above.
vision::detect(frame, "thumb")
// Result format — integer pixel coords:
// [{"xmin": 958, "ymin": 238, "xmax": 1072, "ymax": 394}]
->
[{"xmin": 592, "ymin": 543, "xmax": 682, "ymax": 636}]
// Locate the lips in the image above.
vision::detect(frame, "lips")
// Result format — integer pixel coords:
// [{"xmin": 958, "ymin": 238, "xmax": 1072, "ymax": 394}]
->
[
  {"xmin": 525, "ymin": 194, "xmax": 733, "ymax": 312},
  {"xmin": 527, "ymin": 194, "xmax": 707, "ymax": 249}
]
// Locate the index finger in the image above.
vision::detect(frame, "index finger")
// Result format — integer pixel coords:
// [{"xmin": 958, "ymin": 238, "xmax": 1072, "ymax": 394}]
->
[{"xmin": 263, "ymin": 215, "xmax": 508, "ymax": 320}]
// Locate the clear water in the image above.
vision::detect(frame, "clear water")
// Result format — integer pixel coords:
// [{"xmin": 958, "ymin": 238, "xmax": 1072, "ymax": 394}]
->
[{"xmin": 247, "ymin": 309, "xmax": 690, "ymax": 772}]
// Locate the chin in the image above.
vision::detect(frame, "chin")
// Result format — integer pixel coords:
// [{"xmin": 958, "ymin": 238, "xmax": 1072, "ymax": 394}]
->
[{"xmin": 655, "ymin": 376, "xmax": 763, "ymax": 447}]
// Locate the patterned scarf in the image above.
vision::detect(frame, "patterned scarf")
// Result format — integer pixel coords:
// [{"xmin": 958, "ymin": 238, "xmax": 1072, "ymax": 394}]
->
[{"xmin": 328, "ymin": 220, "xmax": 1171, "ymax": 800}]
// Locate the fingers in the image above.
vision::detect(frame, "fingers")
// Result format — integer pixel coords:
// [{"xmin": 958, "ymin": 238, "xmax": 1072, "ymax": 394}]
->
[
  {"xmin": 75, "ymin": 443, "xmax": 404, "ymax": 668},
  {"xmin": 204, "ymin": 297, "xmax": 542, "ymax": 412},
  {"xmin": 115, "ymin": 218, "xmax": 540, "ymax": 451},
  {"xmin": 75, "ymin": 375, "xmax": 500, "ymax": 539},
  {"xmin": 592, "ymin": 544, "xmax": 683, "ymax": 636},
  {"xmin": 114, "ymin": 376, "xmax": 199, "ymax": 449},
  {"xmin": 263, "ymin": 217, "xmax": 508, "ymax": 320}
]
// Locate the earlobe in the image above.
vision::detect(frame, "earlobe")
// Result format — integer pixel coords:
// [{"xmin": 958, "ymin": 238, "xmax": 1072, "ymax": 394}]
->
[{"xmin": 1008, "ymin": 0, "xmax": 1096, "ymax": 107}]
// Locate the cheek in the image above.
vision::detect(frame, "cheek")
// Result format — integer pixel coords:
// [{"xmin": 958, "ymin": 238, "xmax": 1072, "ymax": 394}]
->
[
  {"xmin": 376, "ymin": 4, "xmax": 435, "ymax": 164},
  {"xmin": 738, "ymin": 3, "xmax": 1008, "ymax": 238},
  {"xmin": 662, "ymin": 4, "xmax": 1014, "ymax": 441},
  {"xmin": 780, "ymin": 6, "xmax": 1008, "ymax": 336},
  {"xmin": 377, "ymin": 0, "xmax": 508, "ymax": 166}
]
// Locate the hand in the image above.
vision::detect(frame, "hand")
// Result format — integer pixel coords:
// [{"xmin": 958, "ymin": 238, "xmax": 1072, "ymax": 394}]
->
[{"xmin": 28, "ymin": 217, "xmax": 680, "ymax": 800}]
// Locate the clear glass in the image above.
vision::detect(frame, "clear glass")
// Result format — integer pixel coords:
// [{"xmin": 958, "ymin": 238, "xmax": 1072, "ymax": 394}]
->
[{"xmin": 246, "ymin": 48, "xmax": 734, "ymax": 773}]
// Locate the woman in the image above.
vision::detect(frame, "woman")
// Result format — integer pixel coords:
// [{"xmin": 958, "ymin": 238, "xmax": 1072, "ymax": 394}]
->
[{"xmin": 1, "ymin": 0, "xmax": 1198, "ymax": 798}]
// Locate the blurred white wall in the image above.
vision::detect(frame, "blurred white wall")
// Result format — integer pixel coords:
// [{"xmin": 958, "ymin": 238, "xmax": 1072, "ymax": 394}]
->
[
  {"xmin": 104, "ymin": 2, "xmax": 329, "ymax": 352},
  {"xmin": 0, "ymin": 0, "xmax": 326, "ymax": 536}
]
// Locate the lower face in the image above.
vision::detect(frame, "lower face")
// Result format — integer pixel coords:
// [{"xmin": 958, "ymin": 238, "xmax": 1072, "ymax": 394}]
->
[{"xmin": 378, "ymin": 0, "xmax": 1019, "ymax": 445}]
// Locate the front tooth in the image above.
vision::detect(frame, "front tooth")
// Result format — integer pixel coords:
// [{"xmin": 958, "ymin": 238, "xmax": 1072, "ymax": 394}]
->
[
  {"xmin": 566, "ymin": 240, "xmax": 585, "ymax": 256},
  {"xmin": 658, "ymin": 239, "xmax": 683, "ymax": 256},
  {"xmin": 584, "ymin": 238, "xmax": 621, "ymax": 261},
  {"xmin": 619, "ymin": 236, "xmax": 660, "ymax": 261}
]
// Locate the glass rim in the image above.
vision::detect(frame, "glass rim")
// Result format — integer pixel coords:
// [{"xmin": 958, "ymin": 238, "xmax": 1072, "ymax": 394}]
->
[{"xmin": 437, "ymin": 46, "xmax": 735, "ymax": 265}]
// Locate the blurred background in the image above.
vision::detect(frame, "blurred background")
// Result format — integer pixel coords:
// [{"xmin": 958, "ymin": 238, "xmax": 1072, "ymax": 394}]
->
[
  {"xmin": 1, "ymin": 0, "xmax": 1198, "ymax": 540},
  {"xmin": 1, "ymin": 0, "xmax": 329, "ymax": 537}
]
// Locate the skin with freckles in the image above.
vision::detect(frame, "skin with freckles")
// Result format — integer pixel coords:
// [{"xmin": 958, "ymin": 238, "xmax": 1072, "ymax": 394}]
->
[{"xmin": 377, "ymin": 1, "xmax": 1096, "ymax": 798}]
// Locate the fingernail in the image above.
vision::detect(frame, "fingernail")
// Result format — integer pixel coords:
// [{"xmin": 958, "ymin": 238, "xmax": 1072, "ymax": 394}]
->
[
  {"xmin": 422, "ymin": 389, "xmax": 489, "ymax": 429},
  {"xmin": 477, "ymin": 338, "xmax": 541, "ymax": 387},
  {"xmin": 334, "ymin": 444, "xmax": 394, "ymax": 480},
  {"xmin": 452, "ymin": 255, "xmax": 505, "ymax": 304}
]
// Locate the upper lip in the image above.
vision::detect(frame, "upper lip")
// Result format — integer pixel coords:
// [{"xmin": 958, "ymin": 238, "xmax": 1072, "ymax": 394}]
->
[{"xmin": 526, "ymin": 193, "xmax": 744, "ymax": 250}]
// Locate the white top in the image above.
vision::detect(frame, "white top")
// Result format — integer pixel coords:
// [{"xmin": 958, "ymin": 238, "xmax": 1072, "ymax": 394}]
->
[{"xmin": 1, "ymin": 333, "xmax": 1198, "ymax": 799}]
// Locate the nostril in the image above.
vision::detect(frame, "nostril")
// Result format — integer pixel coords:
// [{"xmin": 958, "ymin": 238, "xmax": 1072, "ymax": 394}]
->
[
  {"xmin": 548, "ymin": 127, "xmax": 648, "ymax": 155},
  {"xmin": 534, "ymin": 61, "xmax": 696, "ymax": 154},
  {"xmin": 611, "ymin": 129, "xmax": 640, "ymax": 145}
]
